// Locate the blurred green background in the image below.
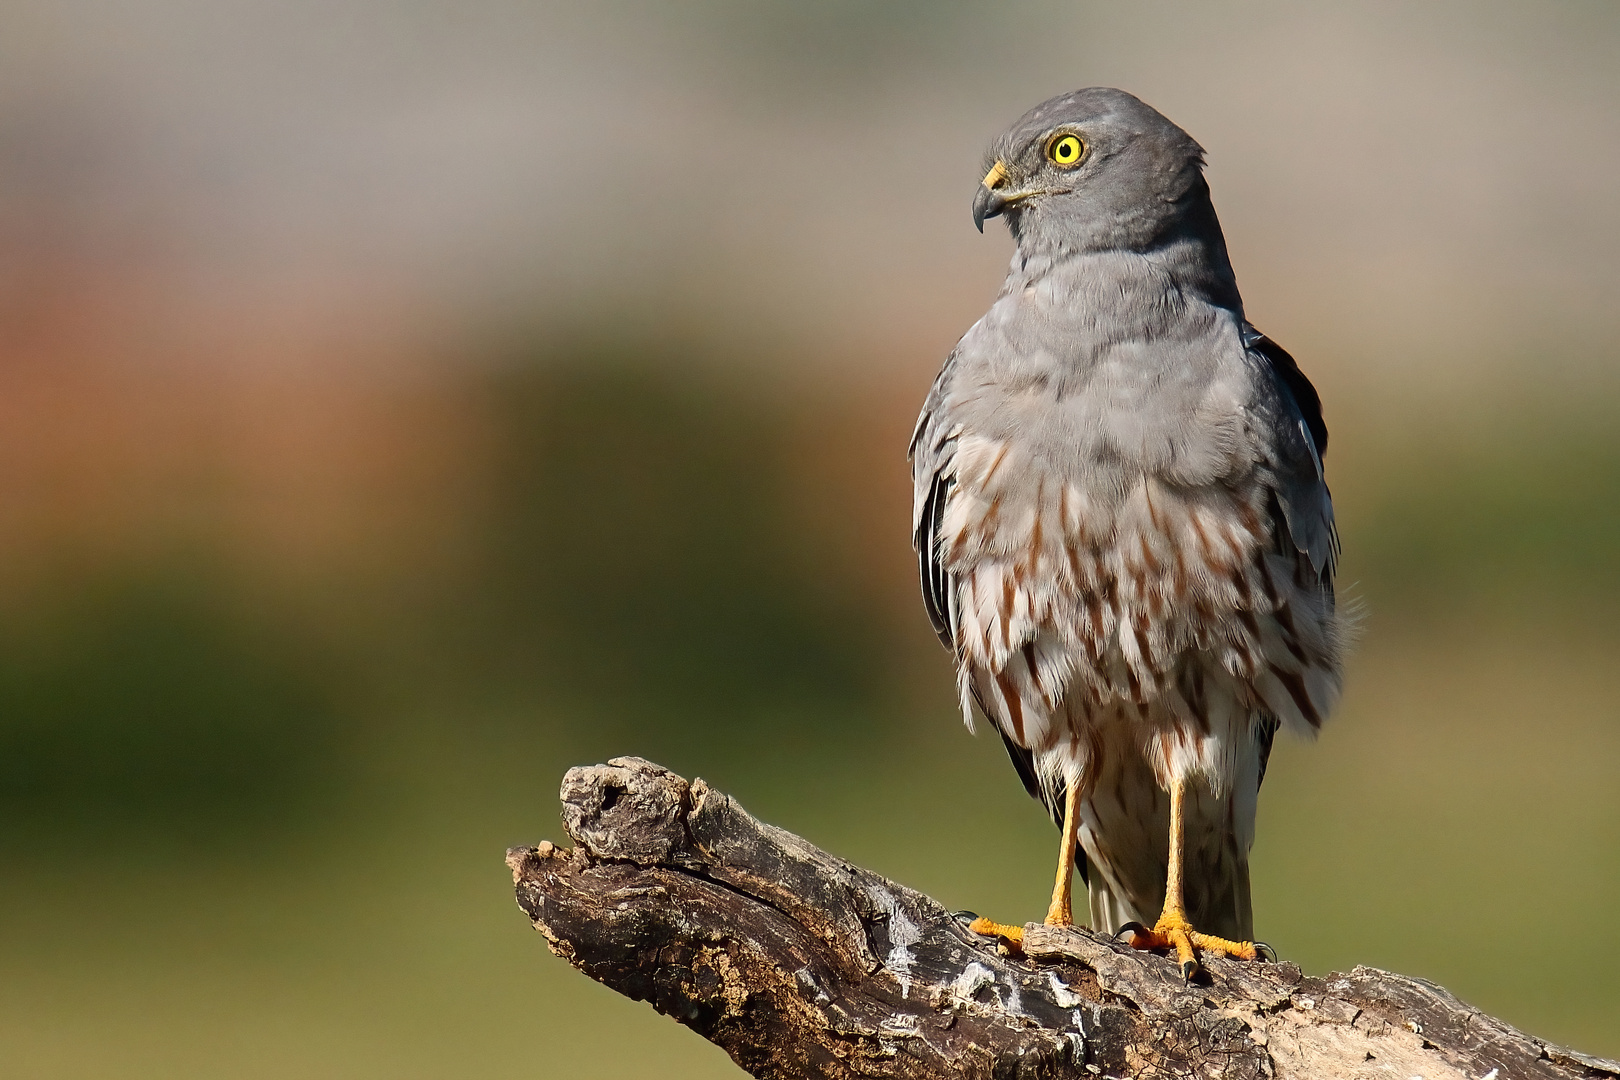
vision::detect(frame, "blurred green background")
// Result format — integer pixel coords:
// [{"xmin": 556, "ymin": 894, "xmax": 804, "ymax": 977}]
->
[{"xmin": 2, "ymin": 2, "xmax": 1618, "ymax": 1075}]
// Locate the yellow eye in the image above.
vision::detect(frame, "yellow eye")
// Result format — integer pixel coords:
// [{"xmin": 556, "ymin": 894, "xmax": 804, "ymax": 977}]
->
[{"xmin": 1047, "ymin": 133, "xmax": 1084, "ymax": 166}]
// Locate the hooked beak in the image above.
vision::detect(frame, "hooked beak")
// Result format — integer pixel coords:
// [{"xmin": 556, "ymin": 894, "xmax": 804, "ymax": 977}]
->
[
  {"xmin": 973, "ymin": 158, "xmax": 1041, "ymax": 232},
  {"xmin": 972, "ymin": 160, "xmax": 1009, "ymax": 233}
]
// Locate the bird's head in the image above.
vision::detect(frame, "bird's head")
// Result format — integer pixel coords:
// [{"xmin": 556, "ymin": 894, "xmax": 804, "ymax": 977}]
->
[{"xmin": 973, "ymin": 88, "xmax": 1211, "ymax": 253}]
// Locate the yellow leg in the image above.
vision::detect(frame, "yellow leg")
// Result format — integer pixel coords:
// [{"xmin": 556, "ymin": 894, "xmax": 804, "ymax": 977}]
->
[
  {"xmin": 969, "ymin": 780, "xmax": 1083, "ymax": 947},
  {"xmin": 1045, "ymin": 778, "xmax": 1082, "ymax": 926},
  {"xmin": 1125, "ymin": 776, "xmax": 1261, "ymax": 978}
]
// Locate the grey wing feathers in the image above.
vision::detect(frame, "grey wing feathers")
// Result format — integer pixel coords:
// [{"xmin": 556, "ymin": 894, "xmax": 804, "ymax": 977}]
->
[
  {"xmin": 1244, "ymin": 326, "xmax": 1326, "ymax": 458},
  {"xmin": 909, "ymin": 354, "xmax": 963, "ymax": 653},
  {"xmin": 1254, "ymin": 711, "xmax": 1281, "ymax": 790},
  {"xmin": 916, "ymin": 470, "xmax": 955, "ymax": 652},
  {"xmin": 1244, "ymin": 323, "xmax": 1339, "ymax": 585}
]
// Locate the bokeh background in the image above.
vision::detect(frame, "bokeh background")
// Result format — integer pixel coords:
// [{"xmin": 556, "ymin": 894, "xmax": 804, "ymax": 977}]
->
[{"xmin": 2, "ymin": 2, "xmax": 1618, "ymax": 1075}]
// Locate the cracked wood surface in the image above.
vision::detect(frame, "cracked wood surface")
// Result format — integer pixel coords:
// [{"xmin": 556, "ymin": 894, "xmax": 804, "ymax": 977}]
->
[{"xmin": 508, "ymin": 757, "xmax": 1619, "ymax": 1080}]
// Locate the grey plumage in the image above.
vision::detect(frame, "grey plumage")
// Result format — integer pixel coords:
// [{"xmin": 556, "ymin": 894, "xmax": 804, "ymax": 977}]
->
[{"xmin": 911, "ymin": 88, "xmax": 1344, "ymax": 941}]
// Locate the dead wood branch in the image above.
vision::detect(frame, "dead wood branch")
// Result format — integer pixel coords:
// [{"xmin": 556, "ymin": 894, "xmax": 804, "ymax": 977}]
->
[{"xmin": 507, "ymin": 757, "xmax": 1619, "ymax": 1080}]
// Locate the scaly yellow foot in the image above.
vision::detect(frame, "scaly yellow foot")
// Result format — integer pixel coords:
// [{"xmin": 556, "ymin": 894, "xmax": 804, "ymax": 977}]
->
[
  {"xmin": 1122, "ymin": 909, "xmax": 1264, "ymax": 979},
  {"xmin": 966, "ymin": 915, "xmax": 1028, "ymax": 947},
  {"xmin": 964, "ymin": 907, "xmax": 1080, "ymax": 951}
]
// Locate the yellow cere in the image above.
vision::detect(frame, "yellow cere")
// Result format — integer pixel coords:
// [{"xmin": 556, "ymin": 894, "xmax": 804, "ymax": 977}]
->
[{"xmin": 1048, "ymin": 134, "xmax": 1083, "ymax": 166}]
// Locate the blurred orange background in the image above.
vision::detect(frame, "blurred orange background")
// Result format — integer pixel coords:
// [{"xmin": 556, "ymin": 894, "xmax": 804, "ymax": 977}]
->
[{"xmin": 1, "ymin": 3, "xmax": 1617, "ymax": 1076}]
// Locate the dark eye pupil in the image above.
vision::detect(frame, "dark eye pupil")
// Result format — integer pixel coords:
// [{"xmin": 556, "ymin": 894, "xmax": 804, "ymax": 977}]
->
[{"xmin": 1056, "ymin": 138, "xmax": 1077, "ymax": 160}]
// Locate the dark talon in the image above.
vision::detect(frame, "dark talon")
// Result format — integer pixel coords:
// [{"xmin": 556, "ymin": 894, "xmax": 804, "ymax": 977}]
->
[
  {"xmin": 951, "ymin": 910, "xmax": 981, "ymax": 928},
  {"xmin": 1180, "ymin": 958, "xmax": 1199, "ymax": 981},
  {"xmin": 1253, "ymin": 941, "xmax": 1277, "ymax": 962},
  {"xmin": 1114, "ymin": 921, "xmax": 1148, "ymax": 940}
]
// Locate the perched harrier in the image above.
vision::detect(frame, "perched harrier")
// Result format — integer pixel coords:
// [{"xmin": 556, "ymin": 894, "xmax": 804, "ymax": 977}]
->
[{"xmin": 910, "ymin": 88, "xmax": 1343, "ymax": 976}]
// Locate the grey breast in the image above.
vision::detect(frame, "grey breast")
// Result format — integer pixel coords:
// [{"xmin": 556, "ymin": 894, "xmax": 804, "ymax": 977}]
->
[{"xmin": 912, "ymin": 242, "xmax": 1340, "ymax": 767}]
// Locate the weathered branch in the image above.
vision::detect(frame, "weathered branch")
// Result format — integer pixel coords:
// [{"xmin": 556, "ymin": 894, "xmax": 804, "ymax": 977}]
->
[{"xmin": 507, "ymin": 757, "xmax": 1618, "ymax": 1079}]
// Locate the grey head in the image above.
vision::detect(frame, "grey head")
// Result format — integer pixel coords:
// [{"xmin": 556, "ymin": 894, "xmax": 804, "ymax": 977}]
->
[{"xmin": 973, "ymin": 88, "xmax": 1230, "ymax": 270}]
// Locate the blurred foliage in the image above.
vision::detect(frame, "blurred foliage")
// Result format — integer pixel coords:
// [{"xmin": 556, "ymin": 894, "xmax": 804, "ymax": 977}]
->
[
  {"xmin": 0, "ymin": 568, "xmax": 346, "ymax": 857},
  {"xmin": 1348, "ymin": 424, "xmax": 1620, "ymax": 614},
  {"xmin": 459, "ymin": 344, "xmax": 882, "ymax": 730}
]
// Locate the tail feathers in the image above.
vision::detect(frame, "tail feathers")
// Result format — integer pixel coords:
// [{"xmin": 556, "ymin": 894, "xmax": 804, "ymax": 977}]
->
[
  {"xmin": 1224, "ymin": 860, "xmax": 1256, "ymax": 942},
  {"xmin": 1086, "ymin": 855, "xmax": 1255, "ymax": 941},
  {"xmin": 1087, "ymin": 873, "xmax": 1149, "ymax": 937},
  {"xmin": 1190, "ymin": 839, "xmax": 1255, "ymax": 942}
]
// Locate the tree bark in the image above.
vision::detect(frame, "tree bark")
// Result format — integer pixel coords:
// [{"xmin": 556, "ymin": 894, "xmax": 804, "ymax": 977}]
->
[{"xmin": 507, "ymin": 756, "xmax": 1619, "ymax": 1080}]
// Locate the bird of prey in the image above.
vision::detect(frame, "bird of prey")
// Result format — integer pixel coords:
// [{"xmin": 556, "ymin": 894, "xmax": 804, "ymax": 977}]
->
[{"xmin": 910, "ymin": 88, "xmax": 1343, "ymax": 976}]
